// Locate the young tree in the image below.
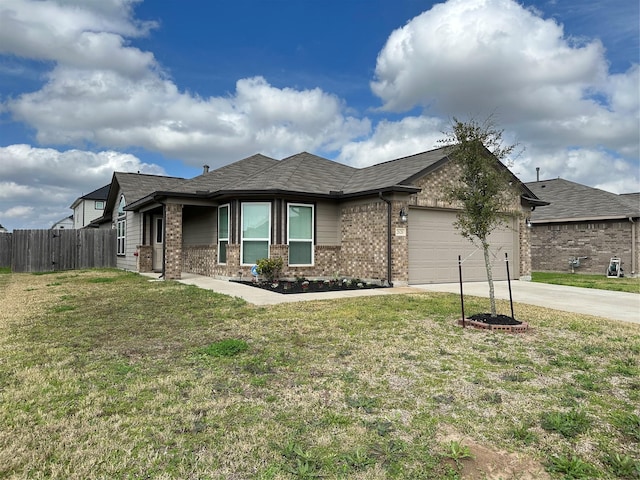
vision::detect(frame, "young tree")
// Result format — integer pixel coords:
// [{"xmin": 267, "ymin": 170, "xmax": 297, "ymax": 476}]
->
[{"xmin": 440, "ymin": 116, "xmax": 518, "ymax": 317}]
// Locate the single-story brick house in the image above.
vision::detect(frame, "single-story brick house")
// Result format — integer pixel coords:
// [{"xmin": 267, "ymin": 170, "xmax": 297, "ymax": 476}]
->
[
  {"xmin": 525, "ymin": 178, "xmax": 640, "ymax": 276},
  {"xmin": 93, "ymin": 147, "xmax": 545, "ymax": 285}
]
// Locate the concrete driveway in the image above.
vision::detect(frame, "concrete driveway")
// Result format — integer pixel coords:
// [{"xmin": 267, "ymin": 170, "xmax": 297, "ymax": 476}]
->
[{"xmin": 415, "ymin": 280, "xmax": 640, "ymax": 324}]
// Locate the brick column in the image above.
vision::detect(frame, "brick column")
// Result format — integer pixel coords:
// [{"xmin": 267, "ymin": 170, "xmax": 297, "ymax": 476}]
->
[
  {"xmin": 164, "ymin": 203, "xmax": 183, "ymax": 280},
  {"xmin": 519, "ymin": 211, "xmax": 532, "ymax": 280},
  {"xmin": 137, "ymin": 245, "xmax": 153, "ymax": 272},
  {"xmin": 391, "ymin": 200, "xmax": 410, "ymax": 286}
]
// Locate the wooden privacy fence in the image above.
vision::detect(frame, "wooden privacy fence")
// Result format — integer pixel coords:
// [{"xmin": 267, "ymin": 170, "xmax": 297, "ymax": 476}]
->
[
  {"xmin": 0, "ymin": 232, "xmax": 11, "ymax": 268},
  {"xmin": 4, "ymin": 229, "xmax": 116, "ymax": 273}
]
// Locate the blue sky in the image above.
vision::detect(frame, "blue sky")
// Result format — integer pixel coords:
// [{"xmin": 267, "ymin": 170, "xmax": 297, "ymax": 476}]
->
[{"xmin": 0, "ymin": 0, "xmax": 638, "ymax": 230}]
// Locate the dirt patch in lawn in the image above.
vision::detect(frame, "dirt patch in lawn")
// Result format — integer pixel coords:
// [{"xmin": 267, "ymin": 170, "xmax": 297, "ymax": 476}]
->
[{"xmin": 439, "ymin": 428, "xmax": 550, "ymax": 480}]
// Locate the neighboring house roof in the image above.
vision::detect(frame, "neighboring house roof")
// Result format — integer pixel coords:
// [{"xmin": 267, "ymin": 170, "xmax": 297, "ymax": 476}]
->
[
  {"xmin": 0, "ymin": 224, "xmax": 7, "ymax": 233},
  {"xmin": 51, "ymin": 214, "xmax": 73, "ymax": 229},
  {"xmin": 70, "ymin": 184, "xmax": 110, "ymax": 209},
  {"xmin": 127, "ymin": 147, "xmax": 540, "ymax": 211},
  {"xmin": 620, "ymin": 192, "xmax": 640, "ymax": 211},
  {"xmin": 90, "ymin": 172, "xmax": 187, "ymax": 226},
  {"xmin": 526, "ymin": 178, "xmax": 640, "ymax": 222}
]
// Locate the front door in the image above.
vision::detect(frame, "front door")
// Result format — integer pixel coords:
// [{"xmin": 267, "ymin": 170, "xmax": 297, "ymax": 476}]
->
[{"xmin": 152, "ymin": 215, "xmax": 163, "ymax": 271}]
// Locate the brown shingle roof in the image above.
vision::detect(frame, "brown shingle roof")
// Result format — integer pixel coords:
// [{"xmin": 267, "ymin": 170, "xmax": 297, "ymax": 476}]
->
[{"xmin": 526, "ymin": 178, "xmax": 640, "ymax": 222}]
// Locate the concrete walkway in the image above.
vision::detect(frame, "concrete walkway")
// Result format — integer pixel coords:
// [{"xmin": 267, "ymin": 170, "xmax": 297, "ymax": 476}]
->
[
  {"xmin": 141, "ymin": 272, "xmax": 422, "ymax": 305},
  {"xmin": 140, "ymin": 273, "xmax": 639, "ymax": 325}
]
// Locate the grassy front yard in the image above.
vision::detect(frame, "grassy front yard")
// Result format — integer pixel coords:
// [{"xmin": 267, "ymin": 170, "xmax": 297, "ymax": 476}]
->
[
  {"xmin": 1, "ymin": 270, "xmax": 638, "ymax": 479},
  {"xmin": 532, "ymin": 271, "xmax": 640, "ymax": 294}
]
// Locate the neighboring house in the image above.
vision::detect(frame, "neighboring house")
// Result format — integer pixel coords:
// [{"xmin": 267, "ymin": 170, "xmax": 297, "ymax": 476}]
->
[
  {"xmin": 51, "ymin": 215, "xmax": 73, "ymax": 230},
  {"xmin": 0, "ymin": 224, "xmax": 8, "ymax": 233},
  {"xmin": 526, "ymin": 178, "xmax": 640, "ymax": 276},
  {"xmin": 93, "ymin": 148, "xmax": 544, "ymax": 285},
  {"xmin": 70, "ymin": 184, "xmax": 110, "ymax": 229}
]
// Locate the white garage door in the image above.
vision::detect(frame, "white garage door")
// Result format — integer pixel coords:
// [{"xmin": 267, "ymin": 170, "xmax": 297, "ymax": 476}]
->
[{"xmin": 408, "ymin": 208, "xmax": 519, "ymax": 284}]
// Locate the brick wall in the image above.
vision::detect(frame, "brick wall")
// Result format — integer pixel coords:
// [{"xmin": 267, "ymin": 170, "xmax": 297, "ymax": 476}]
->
[
  {"xmin": 164, "ymin": 203, "xmax": 183, "ymax": 279},
  {"xmin": 531, "ymin": 220, "xmax": 636, "ymax": 275},
  {"xmin": 137, "ymin": 244, "xmax": 153, "ymax": 272},
  {"xmin": 183, "ymin": 245, "xmax": 216, "ymax": 275},
  {"xmin": 340, "ymin": 200, "xmax": 387, "ymax": 281}
]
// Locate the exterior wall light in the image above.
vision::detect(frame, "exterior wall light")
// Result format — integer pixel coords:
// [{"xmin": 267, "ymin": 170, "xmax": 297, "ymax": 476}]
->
[
  {"xmin": 525, "ymin": 218, "xmax": 532, "ymax": 228},
  {"xmin": 399, "ymin": 208, "xmax": 408, "ymax": 223}
]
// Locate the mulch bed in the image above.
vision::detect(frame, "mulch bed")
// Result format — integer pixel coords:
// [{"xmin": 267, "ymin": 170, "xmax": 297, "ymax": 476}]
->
[
  {"xmin": 468, "ymin": 313, "xmax": 522, "ymax": 325},
  {"xmin": 230, "ymin": 279, "xmax": 388, "ymax": 295},
  {"xmin": 458, "ymin": 313, "xmax": 529, "ymax": 333}
]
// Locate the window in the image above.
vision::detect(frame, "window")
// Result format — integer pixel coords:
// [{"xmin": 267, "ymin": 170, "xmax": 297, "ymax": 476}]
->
[
  {"xmin": 155, "ymin": 217, "xmax": 163, "ymax": 244},
  {"xmin": 117, "ymin": 219, "xmax": 126, "ymax": 255},
  {"xmin": 95, "ymin": 200, "xmax": 104, "ymax": 210},
  {"xmin": 117, "ymin": 196, "xmax": 126, "ymax": 216},
  {"xmin": 241, "ymin": 202, "xmax": 270, "ymax": 265},
  {"xmin": 116, "ymin": 195, "xmax": 126, "ymax": 256},
  {"xmin": 218, "ymin": 204, "xmax": 229, "ymax": 264},
  {"xmin": 288, "ymin": 203, "xmax": 314, "ymax": 265}
]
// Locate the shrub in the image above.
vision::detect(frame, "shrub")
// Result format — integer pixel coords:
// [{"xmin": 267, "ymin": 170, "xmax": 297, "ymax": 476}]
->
[{"xmin": 256, "ymin": 257, "xmax": 283, "ymax": 282}]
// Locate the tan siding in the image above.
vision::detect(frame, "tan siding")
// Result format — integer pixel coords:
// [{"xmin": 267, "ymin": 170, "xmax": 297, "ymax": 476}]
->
[
  {"xmin": 316, "ymin": 201, "xmax": 340, "ymax": 245},
  {"xmin": 118, "ymin": 211, "xmax": 141, "ymax": 271},
  {"xmin": 183, "ymin": 206, "xmax": 216, "ymax": 246}
]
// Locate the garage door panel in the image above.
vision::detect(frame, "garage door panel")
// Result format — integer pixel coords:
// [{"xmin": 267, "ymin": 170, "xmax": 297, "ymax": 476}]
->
[{"xmin": 409, "ymin": 209, "xmax": 518, "ymax": 284}]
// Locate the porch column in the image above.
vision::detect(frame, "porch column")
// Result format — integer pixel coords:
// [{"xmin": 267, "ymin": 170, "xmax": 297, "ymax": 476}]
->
[
  {"xmin": 519, "ymin": 211, "xmax": 532, "ymax": 280},
  {"xmin": 164, "ymin": 203, "xmax": 183, "ymax": 280}
]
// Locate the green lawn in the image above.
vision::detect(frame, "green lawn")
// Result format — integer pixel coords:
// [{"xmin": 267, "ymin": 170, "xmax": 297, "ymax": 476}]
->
[
  {"xmin": 532, "ymin": 271, "xmax": 640, "ymax": 294},
  {"xmin": 0, "ymin": 270, "xmax": 638, "ymax": 479}
]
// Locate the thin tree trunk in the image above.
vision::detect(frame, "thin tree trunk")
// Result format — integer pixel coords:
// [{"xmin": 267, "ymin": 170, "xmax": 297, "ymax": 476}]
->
[{"xmin": 482, "ymin": 239, "xmax": 497, "ymax": 317}]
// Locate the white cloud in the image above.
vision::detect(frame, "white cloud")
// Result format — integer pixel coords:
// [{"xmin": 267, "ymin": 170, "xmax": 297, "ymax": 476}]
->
[
  {"xmin": 513, "ymin": 146, "xmax": 639, "ymax": 194},
  {"xmin": 2, "ymin": 205, "xmax": 34, "ymax": 218},
  {"xmin": 1, "ymin": 0, "xmax": 370, "ymax": 167},
  {"xmin": 370, "ymin": 0, "xmax": 639, "ymax": 161},
  {"xmin": 8, "ymin": 71, "xmax": 371, "ymax": 165},
  {"xmin": 337, "ymin": 116, "xmax": 447, "ymax": 167},
  {"xmin": 0, "ymin": 145, "xmax": 165, "ymax": 230}
]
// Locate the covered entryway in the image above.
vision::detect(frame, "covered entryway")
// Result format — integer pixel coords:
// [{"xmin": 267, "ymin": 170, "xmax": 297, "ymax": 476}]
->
[{"xmin": 408, "ymin": 208, "xmax": 519, "ymax": 284}]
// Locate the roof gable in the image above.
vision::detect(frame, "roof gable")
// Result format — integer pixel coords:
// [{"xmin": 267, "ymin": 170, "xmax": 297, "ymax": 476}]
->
[{"xmin": 343, "ymin": 147, "xmax": 451, "ymax": 193}]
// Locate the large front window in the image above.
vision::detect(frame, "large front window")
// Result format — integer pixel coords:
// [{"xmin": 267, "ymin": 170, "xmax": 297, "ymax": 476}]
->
[
  {"xmin": 241, "ymin": 202, "xmax": 271, "ymax": 265},
  {"xmin": 288, "ymin": 203, "xmax": 314, "ymax": 265},
  {"xmin": 218, "ymin": 204, "xmax": 229, "ymax": 264}
]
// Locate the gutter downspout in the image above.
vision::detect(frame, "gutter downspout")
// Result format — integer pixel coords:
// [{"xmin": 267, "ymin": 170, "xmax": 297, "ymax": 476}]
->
[
  {"xmin": 630, "ymin": 217, "xmax": 636, "ymax": 275},
  {"xmin": 161, "ymin": 203, "xmax": 166, "ymax": 279},
  {"xmin": 379, "ymin": 192, "xmax": 393, "ymax": 286}
]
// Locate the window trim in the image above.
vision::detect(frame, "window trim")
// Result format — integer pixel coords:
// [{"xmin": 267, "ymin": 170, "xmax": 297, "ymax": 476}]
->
[
  {"xmin": 116, "ymin": 195, "xmax": 126, "ymax": 256},
  {"xmin": 217, "ymin": 204, "xmax": 230, "ymax": 264},
  {"xmin": 240, "ymin": 202, "xmax": 271, "ymax": 266},
  {"xmin": 287, "ymin": 202, "xmax": 314, "ymax": 266}
]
